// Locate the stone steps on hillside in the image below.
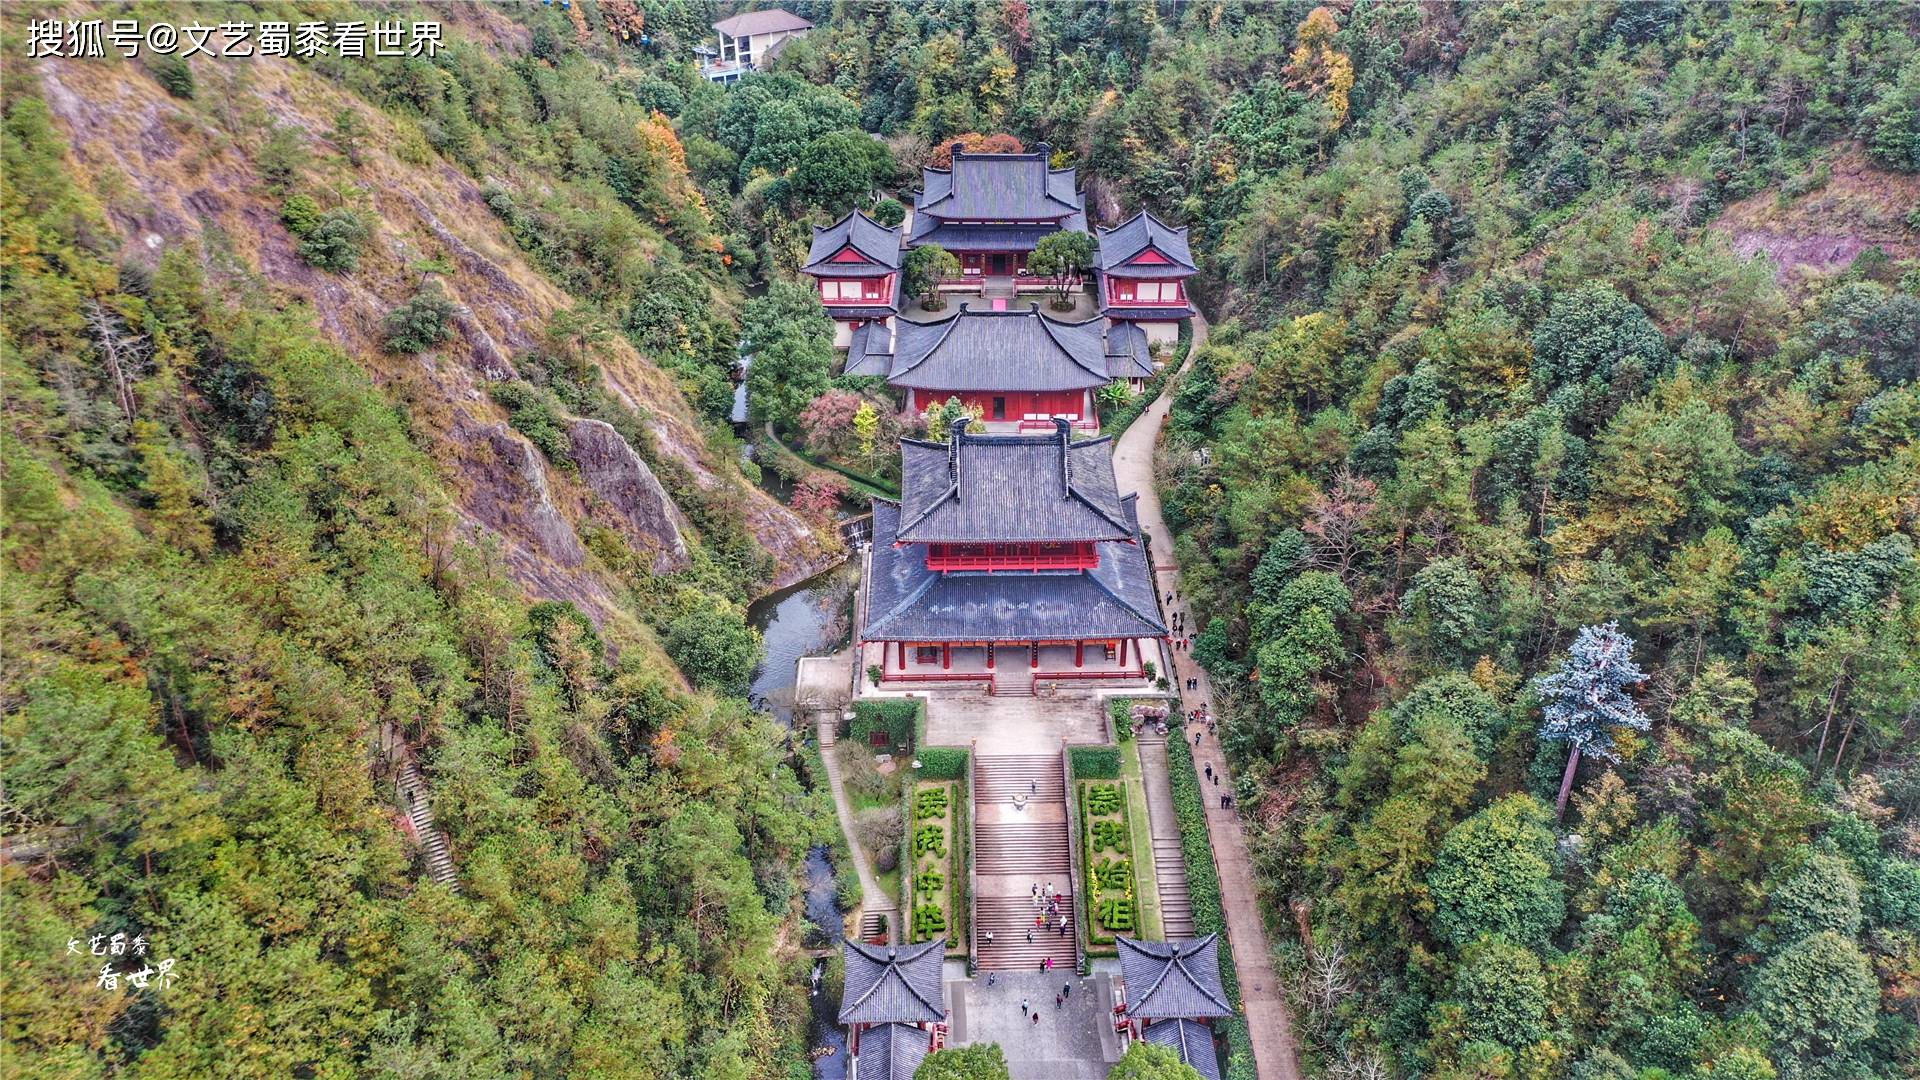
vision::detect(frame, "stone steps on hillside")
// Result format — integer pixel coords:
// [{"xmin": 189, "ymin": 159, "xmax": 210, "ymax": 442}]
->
[
  {"xmin": 397, "ymin": 760, "xmax": 460, "ymax": 892},
  {"xmin": 972, "ymin": 753, "xmax": 1078, "ymax": 972}
]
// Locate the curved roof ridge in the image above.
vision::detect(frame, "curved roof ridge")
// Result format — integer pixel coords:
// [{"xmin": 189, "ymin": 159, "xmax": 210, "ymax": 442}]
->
[
  {"xmin": 891, "ymin": 310, "xmax": 966, "ymax": 379},
  {"xmin": 1082, "ymin": 495, "xmax": 1166, "ymax": 631},
  {"xmin": 1032, "ymin": 312, "xmax": 1106, "ymax": 380},
  {"xmin": 840, "ymin": 940, "xmax": 946, "ymax": 1021}
]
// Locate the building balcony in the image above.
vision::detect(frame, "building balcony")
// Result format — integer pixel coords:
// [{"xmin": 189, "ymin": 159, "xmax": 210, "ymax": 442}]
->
[{"xmin": 700, "ymin": 58, "xmax": 753, "ymax": 82}]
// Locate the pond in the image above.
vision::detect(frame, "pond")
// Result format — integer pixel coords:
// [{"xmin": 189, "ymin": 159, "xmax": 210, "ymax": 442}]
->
[{"xmin": 747, "ymin": 561, "xmax": 857, "ymax": 728}]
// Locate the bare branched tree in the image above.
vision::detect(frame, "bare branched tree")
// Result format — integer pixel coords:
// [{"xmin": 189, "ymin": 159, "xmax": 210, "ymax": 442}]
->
[{"xmin": 85, "ymin": 298, "xmax": 151, "ymax": 424}]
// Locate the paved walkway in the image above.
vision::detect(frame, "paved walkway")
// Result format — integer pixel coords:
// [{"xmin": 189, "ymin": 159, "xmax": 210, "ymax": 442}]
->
[
  {"xmin": 1111, "ymin": 316, "xmax": 1305, "ymax": 1080},
  {"xmin": 1134, "ymin": 730, "xmax": 1194, "ymax": 936},
  {"xmin": 814, "ymin": 716, "xmax": 896, "ymax": 940},
  {"xmin": 950, "ymin": 971, "xmax": 1116, "ymax": 1079}
]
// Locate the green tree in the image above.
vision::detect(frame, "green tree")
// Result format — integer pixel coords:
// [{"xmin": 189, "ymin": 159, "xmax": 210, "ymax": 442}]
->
[
  {"xmin": 330, "ymin": 108, "xmax": 369, "ymax": 167},
  {"xmin": 872, "ymin": 197, "xmax": 907, "ymax": 228},
  {"xmin": 296, "ymin": 209, "xmax": 369, "ymax": 273},
  {"xmin": 1108, "ymin": 1041, "xmax": 1205, "ymax": 1079},
  {"xmin": 383, "ymin": 287, "xmax": 459, "ymax": 354},
  {"xmin": 916, "ymin": 1043, "xmax": 1012, "ymax": 1080},
  {"xmin": 904, "ymin": 245, "xmax": 961, "ymax": 307},
  {"xmin": 1428, "ymin": 794, "xmax": 1566, "ymax": 950},
  {"xmin": 749, "ymin": 331, "xmax": 833, "ymax": 431},
  {"xmin": 790, "ymin": 131, "xmax": 893, "ymax": 212},
  {"xmin": 1764, "ymin": 853, "xmax": 1863, "ymax": 945},
  {"xmin": 1029, "ymin": 230, "xmax": 1097, "ymax": 303},
  {"xmin": 1745, "ymin": 931, "xmax": 1880, "ymax": 1070},
  {"xmin": 1532, "ymin": 623, "xmax": 1651, "ymax": 816},
  {"xmin": 1440, "ymin": 936, "xmax": 1550, "ymax": 1051},
  {"xmin": 664, "ymin": 603, "xmax": 763, "ymax": 697}
]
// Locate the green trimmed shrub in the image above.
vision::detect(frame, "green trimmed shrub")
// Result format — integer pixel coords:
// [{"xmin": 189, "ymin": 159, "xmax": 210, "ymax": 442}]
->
[
  {"xmin": 1071, "ymin": 745, "xmax": 1121, "ymax": 779},
  {"xmin": 915, "ymin": 786, "xmax": 950, "ymax": 820},
  {"xmin": 914, "ymin": 824, "xmax": 946, "ymax": 858},
  {"xmin": 851, "ymin": 699, "xmax": 918, "ymax": 749},
  {"xmin": 1087, "ymin": 784, "xmax": 1122, "ymax": 815},
  {"xmin": 917, "ymin": 746, "xmax": 968, "ymax": 780}
]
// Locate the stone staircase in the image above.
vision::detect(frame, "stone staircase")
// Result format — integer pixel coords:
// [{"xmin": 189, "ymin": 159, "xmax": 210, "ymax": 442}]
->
[
  {"xmin": 992, "ymin": 663, "xmax": 1035, "ymax": 698},
  {"xmin": 973, "ymin": 754, "xmax": 1076, "ymax": 972},
  {"xmin": 397, "ymin": 758, "xmax": 460, "ymax": 892},
  {"xmin": 1135, "ymin": 731, "xmax": 1195, "ymax": 937}
]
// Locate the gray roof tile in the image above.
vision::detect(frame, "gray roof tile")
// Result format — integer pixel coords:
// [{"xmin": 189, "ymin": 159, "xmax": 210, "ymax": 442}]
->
[
  {"xmin": 855, "ymin": 1022, "xmax": 932, "ymax": 1080},
  {"xmin": 882, "ymin": 307, "xmax": 1113, "ymax": 392},
  {"xmin": 1095, "ymin": 210, "xmax": 1197, "ymax": 274},
  {"xmin": 897, "ymin": 424, "xmax": 1132, "ymax": 543},
  {"xmin": 1142, "ymin": 1019, "xmax": 1223, "ymax": 1080},
  {"xmin": 864, "ymin": 500, "xmax": 1168, "ymax": 642},
  {"xmin": 804, "ymin": 210, "xmax": 903, "ymax": 273},
  {"xmin": 1105, "ymin": 322, "xmax": 1157, "ymax": 380},
  {"xmin": 1118, "ymin": 936, "xmax": 1233, "ymax": 1020},
  {"xmin": 917, "ymin": 150, "xmax": 1083, "ymax": 221},
  {"xmin": 839, "ymin": 940, "xmax": 946, "ymax": 1024}
]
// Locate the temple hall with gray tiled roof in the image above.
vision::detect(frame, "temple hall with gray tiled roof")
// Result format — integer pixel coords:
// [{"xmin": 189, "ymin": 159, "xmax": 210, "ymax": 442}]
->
[
  {"xmin": 803, "ymin": 209, "xmax": 903, "ymax": 275},
  {"xmin": 839, "ymin": 940, "xmax": 946, "ymax": 1025},
  {"xmin": 854, "ymin": 1021, "xmax": 933, "ymax": 1080},
  {"xmin": 906, "ymin": 146, "xmax": 1088, "ymax": 280},
  {"xmin": 1117, "ymin": 935, "xmax": 1234, "ymax": 1020},
  {"xmin": 1095, "ymin": 208, "xmax": 1198, "ymax": 340},
  {"xmin": 895, "ymin": 421, "xmax": 1133, "ymax": 544},
  {"xmin": 860, "ymin": 418, "xmax": 1168, "ymax": 687},
  {"xmin": 1142, "ymin": 1018, "xmax": 1224, "ymax": 1080}
]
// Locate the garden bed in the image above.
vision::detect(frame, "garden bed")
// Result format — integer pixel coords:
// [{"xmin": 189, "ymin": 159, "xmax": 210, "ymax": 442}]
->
[
  {"xmin": 908, "ymin": 780, "xmax": 962, "ymax": 950},
  {"xmin": 1078, "ymin": 776, "xmax": 1138, "ymax": 946},
  {"xmin": 1168, "ymin": 728, "xmax": 1256, "ymax": 1080}
]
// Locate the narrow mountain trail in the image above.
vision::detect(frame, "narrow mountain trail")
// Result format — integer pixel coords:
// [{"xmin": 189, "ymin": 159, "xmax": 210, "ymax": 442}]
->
[{"xmin": 1111, "ymin": 314, "xmax": 1306, "ymax": 1080}]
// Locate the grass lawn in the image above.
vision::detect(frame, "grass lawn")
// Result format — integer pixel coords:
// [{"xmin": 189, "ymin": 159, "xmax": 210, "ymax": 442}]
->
[{"xmin": 1118, "ymin": 738, "xmax": 1164, "ymax": 941}]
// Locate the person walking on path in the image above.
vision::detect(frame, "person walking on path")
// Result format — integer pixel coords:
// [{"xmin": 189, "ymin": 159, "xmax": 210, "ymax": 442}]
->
[
  {"xmin": 1205, "ymin": 763, "xmax": 1214, "ymax": 783},
  {"xmin": 1055, "ymin": 993, "xmax": 1063, "ymax": 1010},
  {"xmin": 1027, "ymin": 927, "xmax": 1034, "ymax": 944},
  {"xmin": 1032, "ymin": 1012, "xmax": 1040, "ymax": 1026},
  {"xmin": 984, "ymin": 930, "xmax": 994, "ymax": 948},
  {"xmin": 1062, "ymin": 982, "xmax": 1072, "ymax": 1000},
  {"xmin": 1021, "ymin": 997, "xmax": 1029, "ymax": 1016}
]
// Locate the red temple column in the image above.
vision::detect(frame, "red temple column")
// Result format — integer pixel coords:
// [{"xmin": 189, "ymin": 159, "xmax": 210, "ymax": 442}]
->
[
  {"xmin": 1075, "ymin": 641, "xmax": 1084, "ymax": 668},
  {"xmin": 987, "ymin": 644, "xmax": 995, "ymax": 669},
  {"xmin": 942, "ymin": 643, "xmax": 951, "ymax": 670},
  {"xmin": 897, "ymin": 641, "xmax": 906, "ymax": 669},
  {"xmin": 1119, "ymin": 638, "xmax": 1129, "ymax": 667},
  {"xmin": 1029, "ymin": 643, "xmax": 1039, "ymax": 669}
]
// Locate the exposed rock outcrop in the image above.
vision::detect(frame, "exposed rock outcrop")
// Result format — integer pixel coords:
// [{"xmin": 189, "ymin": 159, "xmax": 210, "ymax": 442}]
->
[{"xmin": 567, "ymin": 418, "xmax": 692, "ymax": 574}]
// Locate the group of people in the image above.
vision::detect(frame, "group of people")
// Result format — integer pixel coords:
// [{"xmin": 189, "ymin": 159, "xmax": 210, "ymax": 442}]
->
[{"xmin": 1017, "ymin": 981, "xmax": 1074, "ymax": 1023}]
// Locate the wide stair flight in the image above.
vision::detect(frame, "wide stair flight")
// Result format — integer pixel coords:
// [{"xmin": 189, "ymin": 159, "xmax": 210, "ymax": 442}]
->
[
  {"xmin": 1135, "ymin": 730, "xmax": 1196, "ymax": 936},
  {"xmin": 972, "ymin": 754, "xmax": 1076, "ymax": 972},
  {"xmin": 397, "ymin": 759, "xmax": 460, "ymax": 892}
]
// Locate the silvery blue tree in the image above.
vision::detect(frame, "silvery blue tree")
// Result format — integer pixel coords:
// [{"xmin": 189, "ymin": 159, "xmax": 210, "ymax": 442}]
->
[{"xmin": 1533, "ymin": 622, "xmax": 1650, "ymax": 817}]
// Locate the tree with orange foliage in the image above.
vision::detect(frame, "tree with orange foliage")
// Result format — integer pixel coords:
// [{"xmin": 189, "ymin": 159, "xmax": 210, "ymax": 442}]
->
[
  {"xmin": 929, "ymin": 133, "xmax": 1024, "ymax": 168},
  {"xmin": 1284, "ymin": 6, "xmax": 1355, "ymax": 131}
]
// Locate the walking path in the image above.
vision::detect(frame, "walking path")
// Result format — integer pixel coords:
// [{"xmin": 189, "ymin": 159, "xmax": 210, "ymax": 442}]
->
[
  {"xmin": 814, "ymin": 716, "xmax": 897, "ymax": 941},
  {"xmin": 1111, "ymin": 315, "xmax": 1305, "ymax": 1080},
  {"xmin": 1133, "ymin": 730, "xmax": 1195, "ymax": 937}
]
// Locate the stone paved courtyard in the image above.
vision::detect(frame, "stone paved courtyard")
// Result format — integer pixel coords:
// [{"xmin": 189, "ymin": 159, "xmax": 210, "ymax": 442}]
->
[
  {"xmin": 948, "ymin": 970, "xmax": 1118, "ymax": 1080},
  {"xmin": 923, "ymin": 692, "xmax": 1111, "ymax": 750}
]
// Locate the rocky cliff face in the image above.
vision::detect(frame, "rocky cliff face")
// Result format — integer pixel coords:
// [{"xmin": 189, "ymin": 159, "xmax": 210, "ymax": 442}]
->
[{"xmin": 32, "ymin": 52, "xmax": 829, "ymax": 617}]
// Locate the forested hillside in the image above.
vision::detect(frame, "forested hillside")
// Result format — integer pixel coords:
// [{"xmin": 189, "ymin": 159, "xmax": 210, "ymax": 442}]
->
[
  {"xmin": 5, "ymin": 2, "xmax": 1919, "ymax": 1079},
  {"xmin": 3, "ymin": 4, "xmax": 838, "ymax": 1077},
  {"xmin": 696, "ymin": 2, "xmax": 1917, "ymax": 1079}
]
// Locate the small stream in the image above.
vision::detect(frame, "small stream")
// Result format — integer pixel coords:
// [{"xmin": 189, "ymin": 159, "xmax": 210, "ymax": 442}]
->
[{"xmin": 751, "ymin": 561, "xmax": 859, "ymax": 1077}]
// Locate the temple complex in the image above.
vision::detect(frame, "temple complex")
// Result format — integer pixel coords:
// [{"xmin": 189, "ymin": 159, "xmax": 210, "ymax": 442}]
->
[
  {"xmin": 860, "ymin": 419, "xmax": 1167, "ymax": 695},
  {"xmin": 843, "ymin": 306, "xmax": 1155, "ymax": 432}
]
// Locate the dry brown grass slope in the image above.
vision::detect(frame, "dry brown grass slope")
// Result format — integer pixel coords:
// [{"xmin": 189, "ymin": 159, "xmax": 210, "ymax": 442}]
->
[{"xmin": 30, "ymin": 51, "xmax": 838, "ymax": 630}]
